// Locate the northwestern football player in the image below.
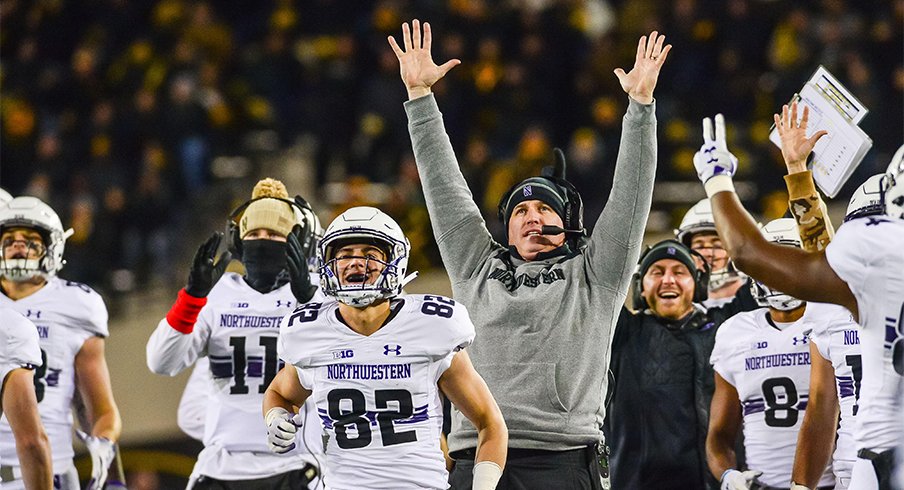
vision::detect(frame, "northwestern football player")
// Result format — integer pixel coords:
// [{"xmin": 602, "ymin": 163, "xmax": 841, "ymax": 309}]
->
[
  {"xmin": 676, "ymin": 199, "xmax": 748, "ymax": 307},
  {"xmin": 264, "ymin": 206, "xmax": 508, "ymax": 490},
  {"xmin": 1, "ymin": 308, "xmax": 52, "ymax": 488},
  {"xmin": 694, "ymin": 104, "xmax": 904, "ymax": 488},
  {"xmin": 707, "ymin": 219, "xmax": 834, "ymax": 489},
  {"xmin": 0, "ymin": 196, "xmax": 121, "ymax": 489},
  {"xmin": 146, "ymin": 178, "xmax": 325, "ymax": 489}
]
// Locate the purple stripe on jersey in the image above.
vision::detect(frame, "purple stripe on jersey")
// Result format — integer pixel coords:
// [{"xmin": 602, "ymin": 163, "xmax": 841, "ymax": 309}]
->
[
  {"xmin": 247, "ymin": 359, "xmax": 263, "ymax": 378},
  {"xmin": 836, "ymin": 376, "xmax": 856, "ymax": 398},
  {"xmin": 742, "ymin": 398, "xmax": 765, "ymax": 416},
  {"xmin": 397, "ymin": 406, "xmax": 430, "ymax": 425},
  {"xmin": 45, "ymin": 368, "xmax": 62, "ymax": 387},
  {"xmin": 209, "ymin": 360, "xmax": 232, "ymax": 378}
]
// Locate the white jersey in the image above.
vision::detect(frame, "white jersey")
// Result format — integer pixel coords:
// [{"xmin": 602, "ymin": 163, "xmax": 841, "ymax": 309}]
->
[
  {"xmin": 279, "ymin": 294, "xmax": 475, "ymax": 490},
  {"xmin": 711, "ymin": 308, "xmax": 834, "ymax": 488},
  {"xmin": 146, "ymin": 273, "xmax": 326, "ymax": 480},
  {"xmin": 0, "ymin": 308, "xmax": 43, "ymax": 471},
  {"xmin": 177, "ymin": 358, "xmax": 210, "ymax": 441},
  {"xmin": 0, "ymin": 308, "xmax": 42, "ymax": 398},
  {"xmin": 825, "ymin": 217, "xmax": 904, "ymax": 452},
  {"xmin": 804, "ymin": 302, "xmax": 861, "ymax": 483},
  {"xmin": 0, "ymin": 277, "xmax": 108, "ymax": 472}
]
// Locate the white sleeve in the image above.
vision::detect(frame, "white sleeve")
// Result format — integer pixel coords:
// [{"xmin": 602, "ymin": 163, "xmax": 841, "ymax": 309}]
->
[
  {"xmin": 711, "ymin": 317, "xmax": 740, "ymax": 386},
  {"xmin": 176, "ymin": 359, "xmax": 211, "ymax": 441},
  {"xmin": 146, "ymin": 312, "xmax": 211, "ymax": 377},
  {"xmin": 0, "ymin": 311, "xmax": 42, "ymax": 387},
  {"xmin": 825, "ymin": 222, "xmax": 869, "ymax": 296}
]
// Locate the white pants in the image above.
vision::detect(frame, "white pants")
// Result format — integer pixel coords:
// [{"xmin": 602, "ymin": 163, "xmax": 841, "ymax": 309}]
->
[
  {"xmin": 849, "ymin": 458, "xmax": 879, "ymax": 490},
  {"xmin": 0, "ymin": 463, "xmax": 79, "ymax": 490}
]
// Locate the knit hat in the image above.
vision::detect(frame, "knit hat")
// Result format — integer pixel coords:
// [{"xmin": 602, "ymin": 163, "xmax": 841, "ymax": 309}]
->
[
  {"xmin": 499, "ymin": 177, "xmax": 567, "ymax": 225},
  {"xmin": 239, "ymin": 178, "xmax": 297, "ymax": 238},
  {"xmin": 637, "ymin": 239, "xmax": 698, "ymax": 278}
]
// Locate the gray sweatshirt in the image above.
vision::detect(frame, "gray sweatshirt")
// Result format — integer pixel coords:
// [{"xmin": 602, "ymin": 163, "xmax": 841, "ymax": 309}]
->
[{"xmin": 405, "ymin": 94, "xmax": 657, "ymax": 452}]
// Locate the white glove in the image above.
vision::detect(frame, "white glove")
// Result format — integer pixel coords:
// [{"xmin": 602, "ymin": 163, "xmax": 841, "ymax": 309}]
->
[
  {"xmin": 76, "ymin": 430, "xmax": 116, "ymax": 490},
  {"xmin": 694, "ymin": 114, "xmax": 738, "ymax": 183},
  {"xmin": 266, "ymin": 407, "xmax": 303, "ymax": 454},
  {"xmin": 790, "ymin": 484, "xmax": 812, "ymax": 490},
  {"xmin": 720, "ymin": 469, "xmax": 762, "ymax": 490}
]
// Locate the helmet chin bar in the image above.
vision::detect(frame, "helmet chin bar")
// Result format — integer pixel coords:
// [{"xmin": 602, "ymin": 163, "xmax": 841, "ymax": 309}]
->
[
  {"xmin": 0, "ymin": 257, "xmax": 51, "ymax": 282},
  {"xmin": 751, "ymin": 280, "xmax": 803, "ymax": 311},
  {"xmin": 321, "ymin": 257, "xmax": 401, "ymax": 308}
]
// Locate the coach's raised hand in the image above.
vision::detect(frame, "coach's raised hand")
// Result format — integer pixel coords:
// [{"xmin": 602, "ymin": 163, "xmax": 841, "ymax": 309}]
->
[
  {"xmin": 774, "ymin": 101, "xmax": 828, "ymax": 174},
  {"xmin": 388, "ymin": 19, "xmax": 461, "ymax": 101},
  {"xmin": 614, "ymin": 31, "xmax": 672, "ymax": 105}
]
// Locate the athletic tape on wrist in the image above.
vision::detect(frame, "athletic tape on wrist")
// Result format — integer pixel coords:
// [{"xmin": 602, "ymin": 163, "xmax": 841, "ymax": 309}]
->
[
  {"xmin": 705, "ymin": 175, "xmax": 736, "ymax": 198},
  {"xmin": 165, "ymin": 288, "xmax": 208, "ymax": 334},
  {"xmin": 472, "ymin": 461, "xmax": 503, "ymax": 490}
]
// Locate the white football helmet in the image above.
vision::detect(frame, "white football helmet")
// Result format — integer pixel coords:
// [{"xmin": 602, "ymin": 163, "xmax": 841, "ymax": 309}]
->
[
  {"xmin": 0, "ymin": 196, "xmax": 74, "ymax": 281},
  {"xmin": 318, "ymin": 206, "xmax": 414, "ymax": 307},
  {"xmin": 750, "ymin": 218, "xmax": 804, "ymax": 311},
  {"xmin": 844, "ymin": 173, "xmax": 886, "ymax": 222},
  {"xmin": 675, "ymin": 198, "xmax": 744, "ymax": 291},
  {"xmin": 882, "ymin": 144, "xmax": 904, "ymax": 220},
  {"xmin": 0, "ymin": 188, "xmax": 12, "ymax": 205}
]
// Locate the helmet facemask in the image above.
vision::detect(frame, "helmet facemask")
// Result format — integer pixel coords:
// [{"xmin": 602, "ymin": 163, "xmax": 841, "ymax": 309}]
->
[
  {"xmin": 0, "ymin": 196, "xmax": 73, "ymax": 282},
  {"xmin": 318, "ymin": 207, "xmax": 414, "ymax": 308},
  {"xmin": 883, "ymin": 144, "xmax": 904, "ymax": 220},
  {"xmin": 752, "ymin": 218, "xmax": 804, "ymax": 312},
  {"xmin": 0, "ymin": 230, "xmax": 49, "ymax": 282}
]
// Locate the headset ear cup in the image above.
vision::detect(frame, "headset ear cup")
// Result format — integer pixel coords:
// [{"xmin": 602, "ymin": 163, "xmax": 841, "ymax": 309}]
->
[
  {"xmin": 631, "ymin": 272, "xmax": 646, "ymax": 310},
  {"xmin": 225, "ymin": 220, "xmax": 242, "ymax": 260}
]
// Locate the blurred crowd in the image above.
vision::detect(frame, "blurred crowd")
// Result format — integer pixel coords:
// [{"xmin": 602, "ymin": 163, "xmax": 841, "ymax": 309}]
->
[{"xmin": 1, "ymin": 0, "xmax": 901, "ymax": 300}]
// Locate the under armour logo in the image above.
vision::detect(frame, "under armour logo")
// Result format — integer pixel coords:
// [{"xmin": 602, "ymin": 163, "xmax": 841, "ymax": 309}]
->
[
  {"xmin": 523, "ymin": 185, "xmax": 533, "ymax": 197},
  {"xmin": 277, "ymin": 300, "xmax": 293, "ymax": 308},
  {"xmin": 704, "ymin": 146, "xmax": 717, "ymax": 164},
  {"xmin": 383, "ymin": 344, "xmax": 402, "ymax": 356},
  {"xmin": 793, "ymin": 335, "xmax": 808, "ymax": 346},
  {"xmin": 866, "ymin": 217, "xmax": 890, "ymax": 226},
  {"xmin": 26, "ymin": 309, "xmax": 41, "ymax": 319}
]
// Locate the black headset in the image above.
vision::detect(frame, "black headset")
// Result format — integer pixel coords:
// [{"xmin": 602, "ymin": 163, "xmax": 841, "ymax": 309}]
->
[
  {"xmin": 226, "ymin": 195, "xmax": 318, "ymax": 260},
  {"xmin": 496, "ymin": 148, "xmax": 586, "ymax": 236},
  {"xmin": 631, "ymin": 239, "xmax": 711, "ymax": 310}
]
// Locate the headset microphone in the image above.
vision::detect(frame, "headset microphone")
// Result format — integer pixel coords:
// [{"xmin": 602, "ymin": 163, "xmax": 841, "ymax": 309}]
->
[{"xmin": 541, "ymin": 225, "xmax": 585, "ymax": 236}]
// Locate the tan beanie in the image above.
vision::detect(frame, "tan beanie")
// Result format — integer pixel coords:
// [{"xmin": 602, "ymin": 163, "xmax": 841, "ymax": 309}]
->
[{"xmin": 239, "ymin": 178, "xmax": 297, "ymax": 238}]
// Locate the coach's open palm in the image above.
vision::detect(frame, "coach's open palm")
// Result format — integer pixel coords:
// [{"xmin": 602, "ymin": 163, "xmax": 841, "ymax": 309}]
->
[
  {"xmin": 614, "ymin": 31, "xmax": 672, "ymax": 105},
  {"xmin": 388, "ymin": 19, "xmax": 461, "ymax": 100},
  {"xmin": 774, "ymin": 101, "xmax": 828, "ymax": 174}
]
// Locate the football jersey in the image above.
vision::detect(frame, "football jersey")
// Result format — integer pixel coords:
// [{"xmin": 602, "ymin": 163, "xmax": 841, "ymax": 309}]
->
[
  {"xmin": 279, "ymin": 294, "xmax": 475, "ymax": 490},
  {"xmin": 711, "ymin": 308, "xmax": 834, "ymax": 488},
  {"xmin": 804, "ymin": 302, "xmax": 860, "ymax": 482},
  {"xmin": 0, "ymin": 308, "xmax": 42, "ymax": 397},
  {"xmin": 146, "ymin": 272, "xmax": 326, "ymax": 480},
  {"xmin": 825, "ymin": 217, "xmax": 904, "ymax": 452},
  {"xmin": 0, "ymin": 277, "xmax": 108, "ymax": 472}
]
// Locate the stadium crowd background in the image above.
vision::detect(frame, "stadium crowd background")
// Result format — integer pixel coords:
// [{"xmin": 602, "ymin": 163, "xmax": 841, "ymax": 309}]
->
[
  {"xmin": 0, "ymin": 0, "xmax": 901, "ymax": 485},
  {"xmin": 2, "ymin": 0, "xmax": 901, "ymax": 301}
]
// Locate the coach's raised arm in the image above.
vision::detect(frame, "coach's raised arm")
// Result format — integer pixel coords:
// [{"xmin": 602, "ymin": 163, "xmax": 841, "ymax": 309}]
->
[{"xmin": 390, "ymin": 19, "xmax": 669, "ymax": 488}]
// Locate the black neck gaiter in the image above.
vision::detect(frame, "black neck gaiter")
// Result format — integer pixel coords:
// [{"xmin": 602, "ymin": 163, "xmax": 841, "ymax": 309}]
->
[{"xmin": 242, "ymin": 240, "xmax": 288, "ymax": 293}]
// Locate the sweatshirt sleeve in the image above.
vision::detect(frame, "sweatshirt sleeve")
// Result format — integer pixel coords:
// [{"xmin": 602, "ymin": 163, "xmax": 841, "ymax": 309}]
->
[
  {"xmin": 405, "ymin": 94, "xmax": 498, "ymax": 283},
  {"xmin": 146, "ymin": 310, "xmax": 211, "ymax": 377},
  {"xmin": 586, "ymin": 97, "xmax": 657, "ymax": 289}
]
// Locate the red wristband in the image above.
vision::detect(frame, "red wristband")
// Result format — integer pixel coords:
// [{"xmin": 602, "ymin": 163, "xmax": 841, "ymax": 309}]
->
[{"xmin": 165, "ymin": 289, "xmax": 208, "ymax": 334}]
